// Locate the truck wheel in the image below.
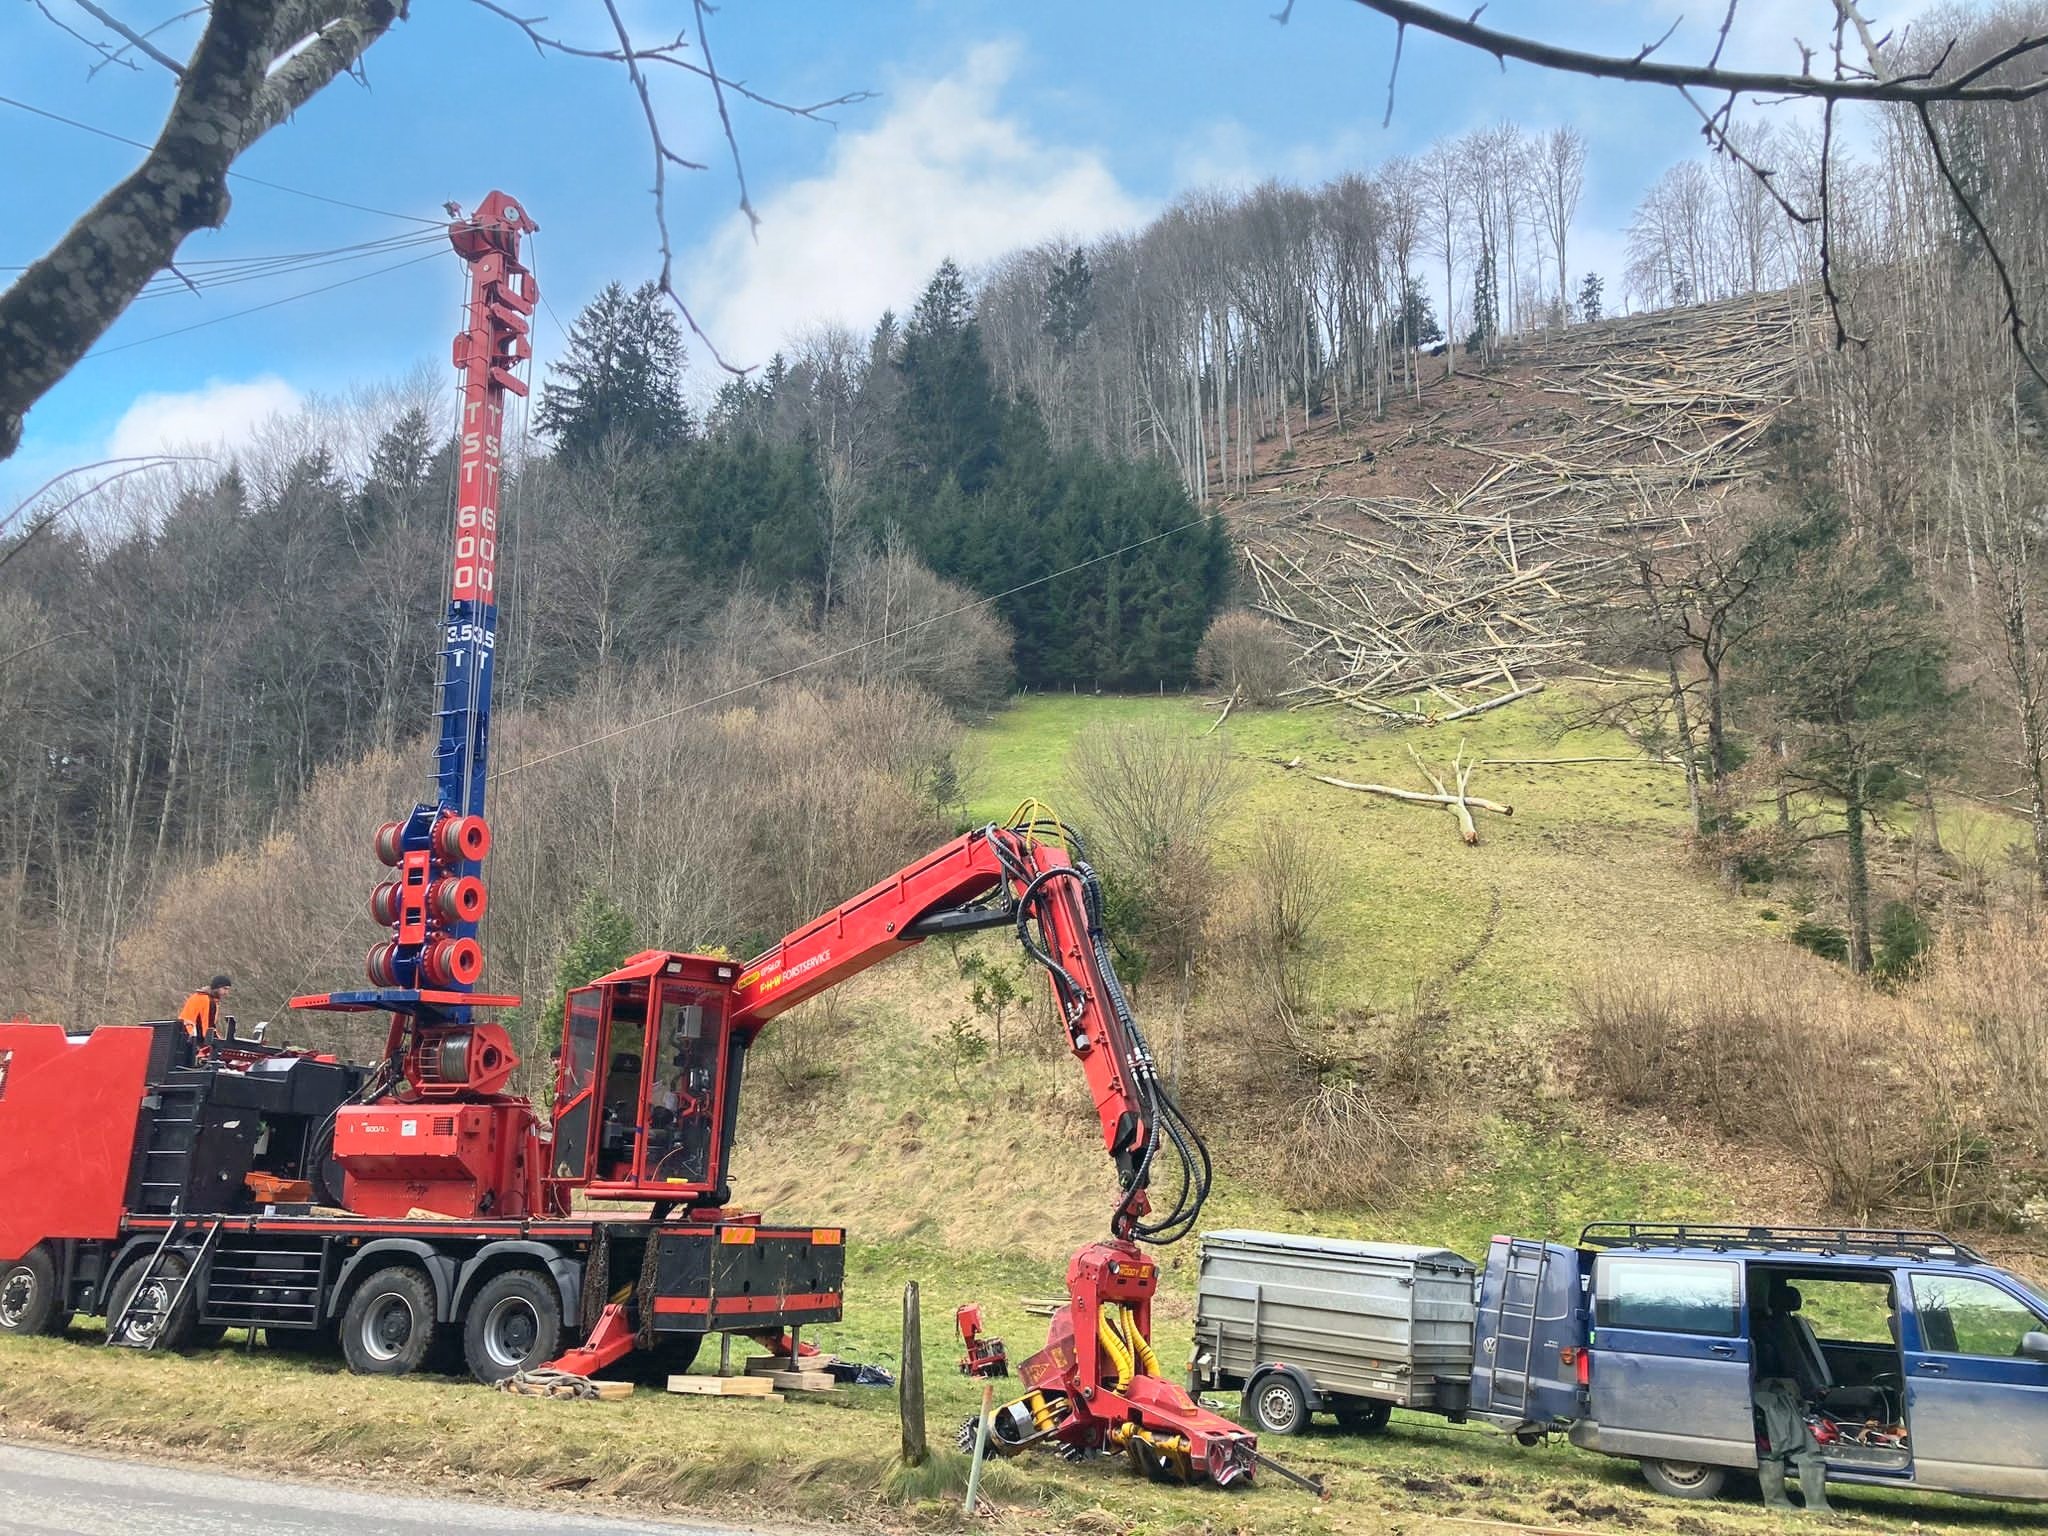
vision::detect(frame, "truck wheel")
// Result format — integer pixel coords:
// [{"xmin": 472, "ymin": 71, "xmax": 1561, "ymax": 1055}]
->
[
  {"xmin": 0, "ymin": 1245, "xmax": 67, "ymax": 1336},
  {"xmin": 462, "ymin": 1269, "xmax": 562, "ymax": 1383},
  {"xmin": 1247, "ymin": 1373, "xmax": 1309, "ymax": 1435},
  {"xmin": 341, "ymin": 1265, "xmax": 437, "ymax": 1376},
  {"xmin": 105, "ymin": 1253, "xmax": 195, "ymax": 1350},
  {"xmin": 1639, "ymin": 1459, "xmax": 1727, "ymax": 1500},
  {"xmin": 1334, "ymin": 1399, "xmax": 1392, "ymax": 1435}
]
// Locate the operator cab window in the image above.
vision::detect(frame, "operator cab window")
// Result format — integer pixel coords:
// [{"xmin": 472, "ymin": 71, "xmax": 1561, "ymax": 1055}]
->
[
  {"xmin": 1912, "ymin": 1273, "xmax": 2048, "ymax": 1356},
  {"xmin": 560, "ymin": 996, "xmax": 601, "ymax": 1101},
  {"xmin": 1595, "ymin": 1256, "xmax": 1741, "ymax": 1336}
]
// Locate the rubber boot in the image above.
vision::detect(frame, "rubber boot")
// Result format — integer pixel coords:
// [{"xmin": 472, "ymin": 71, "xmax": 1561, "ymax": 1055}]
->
[
  {"xmin": 1759, "ymin": 1458, "xmax": 1796, "ymax": 1511},
  {"xmin": 1795, "ymin": 1452, "xmax": 1835, "ymax": 1516}
]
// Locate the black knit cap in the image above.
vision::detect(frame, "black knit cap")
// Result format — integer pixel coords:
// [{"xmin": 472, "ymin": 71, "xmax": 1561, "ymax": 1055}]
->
[{"xmin": 210, "ymin": 974, "xmax": 232, "ymax": 989}]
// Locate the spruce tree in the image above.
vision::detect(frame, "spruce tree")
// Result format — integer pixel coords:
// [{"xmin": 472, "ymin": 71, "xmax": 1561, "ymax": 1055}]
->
[{"xmin": 538, "ymin": 280, "xmax": 691, "ymax": 463}]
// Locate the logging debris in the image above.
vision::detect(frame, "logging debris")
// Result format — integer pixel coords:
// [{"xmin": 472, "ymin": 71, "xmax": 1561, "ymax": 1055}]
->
[
  {"xmin": 1290, "ymin": 743, "xmax": 1511, "ymax": 846},
  {"xmin": 1237, "ymin": 291, "xmax": 1818, "ymax": 723}
]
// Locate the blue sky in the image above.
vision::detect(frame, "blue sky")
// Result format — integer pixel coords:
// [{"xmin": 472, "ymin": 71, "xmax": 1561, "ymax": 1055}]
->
[{"xmin": 1, "ymin": 0, "xmax": 1896, "ymax": 508}]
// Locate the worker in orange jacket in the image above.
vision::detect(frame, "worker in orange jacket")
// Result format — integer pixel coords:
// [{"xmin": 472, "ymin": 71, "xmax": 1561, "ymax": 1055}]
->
[{"xmin": 177, "ymin": 974, "xmax": 233, "ymax": 1043}]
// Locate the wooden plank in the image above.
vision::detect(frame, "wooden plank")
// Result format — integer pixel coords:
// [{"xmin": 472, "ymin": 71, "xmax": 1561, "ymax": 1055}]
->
[
  {"xmin": 771, "ymin": 1370, "xmax": 838, "ymax": 1392},
  {"xmin": 747, "ymin": 1353, "xmax": 838, "ymax": 1376},
  {"xmin": 667, "ymin": 1373, "xmax": 776, "ymax": 1396}
]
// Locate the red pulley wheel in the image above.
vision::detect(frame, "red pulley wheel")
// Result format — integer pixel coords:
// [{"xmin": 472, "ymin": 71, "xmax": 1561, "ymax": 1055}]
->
[
  {"xmin": 365, "ymin": 941, "xmax": 401, "ymax": 988},
  {"xmin": 369, "ymin": 881, "xmax": 403, "ymax": 926},
  {"xmin": 433, "ymin": 814, "xmax": 490, "ymax": 864},
  {"xmin": 430, "ymin": 876, "xmax": 487, "ymax": 924},
  {"xmin": 373, "ymin": 821, "xmax": 405, "ymax": 866},
  {"xmin": 421, "ymin": 936, "xmax": 484, "ymax": 989}
]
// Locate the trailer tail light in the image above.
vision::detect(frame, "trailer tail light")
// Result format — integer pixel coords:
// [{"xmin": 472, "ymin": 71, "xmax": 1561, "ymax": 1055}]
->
[{"xmin": 1575, "ymin": 1346, "xmax": 1591, "ymax": 1389}]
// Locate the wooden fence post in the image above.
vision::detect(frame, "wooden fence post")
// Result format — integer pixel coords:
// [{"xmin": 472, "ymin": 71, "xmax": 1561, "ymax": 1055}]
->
[{"xmin": 900, "ymin": 1279, "xmax": 928, "ymax": 1466}]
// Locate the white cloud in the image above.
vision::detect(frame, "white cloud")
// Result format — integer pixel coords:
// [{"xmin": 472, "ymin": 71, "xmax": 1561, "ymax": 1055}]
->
[
  {"xmin": 108, "ymin": 375, "xmax": 303, "ymax": 462},
  {"xmin": 681, "ymin": 40, "xmax": 1148, "ymax": 368}
]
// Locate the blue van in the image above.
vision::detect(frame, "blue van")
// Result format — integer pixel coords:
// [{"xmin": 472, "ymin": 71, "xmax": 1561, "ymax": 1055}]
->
[{"xmin": 1468, "ymin": 1223, "xmax": 2048, "ymax": 1504}]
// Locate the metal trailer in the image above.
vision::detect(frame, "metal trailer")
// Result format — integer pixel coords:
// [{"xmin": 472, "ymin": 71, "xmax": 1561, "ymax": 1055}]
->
[{"xmin": 1189, "ymin": 1229, "xmax": 1477, "ymax": 1436}]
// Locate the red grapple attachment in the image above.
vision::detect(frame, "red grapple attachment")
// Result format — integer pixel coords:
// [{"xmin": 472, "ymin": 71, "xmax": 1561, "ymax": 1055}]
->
[{"xmin": 1003, "ymin": 1240, "xmax": 1258, "ymax": 1487}]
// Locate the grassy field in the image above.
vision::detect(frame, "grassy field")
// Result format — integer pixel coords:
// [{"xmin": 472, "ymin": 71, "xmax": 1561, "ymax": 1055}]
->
[{"xmin": 6, "ymin": 689, "xmax": 2034, "ymax": 1532}]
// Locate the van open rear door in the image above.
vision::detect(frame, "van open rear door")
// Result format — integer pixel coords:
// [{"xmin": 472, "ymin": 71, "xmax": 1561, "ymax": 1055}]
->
[{"xmin": 1470, "ymin": 1237, "xmax": 1586, "ymax": 1429}]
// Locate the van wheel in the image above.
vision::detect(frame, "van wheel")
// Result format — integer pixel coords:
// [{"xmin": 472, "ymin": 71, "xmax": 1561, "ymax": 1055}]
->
[
  {"xmin": 341, "ymin": 1265, "xmax": 437, "ymax": 1376},
  {"xmin": 1334, "ymin": 1399, "xmax": 1392, "ymax": 1435},
  {"xmin": 1247, "ymin": 1373, "xmax": 1308, "ymax": 1435},
  {"xmin": 0, "ymin": 1245, "xmax": 68, "ymax": 1337},
  {"xmin": 1640, "ymin": 1459, "xmax": 1726, "ymax": 1500},
  {"xmin": 462, "ymin": 1269, "xmax": 562, "ymax": 1383},
  {"xmin": 105, "ymin": 1253, "xmax": 195, "ymax": 1350}
]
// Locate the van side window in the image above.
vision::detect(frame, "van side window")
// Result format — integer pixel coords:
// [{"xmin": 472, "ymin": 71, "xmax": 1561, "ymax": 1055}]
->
[
  {"xmin": 1596, "ymin": 1257, "xmax": 1741, "ymax": 1336},
  {"xmin": 1911, "ymin": 1273, "xmax": 2045, "ymax": 1357}
]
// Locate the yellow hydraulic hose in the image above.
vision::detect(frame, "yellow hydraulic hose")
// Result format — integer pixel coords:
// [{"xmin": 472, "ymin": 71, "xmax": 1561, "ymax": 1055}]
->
[
  {"xmin": 1098, "ymin": 1307, "xmax": 1135, "ymax": 1392},
  {"xmin": 1126, "ymin": 1308, "xmax": 1161, "ymax": 1378}
]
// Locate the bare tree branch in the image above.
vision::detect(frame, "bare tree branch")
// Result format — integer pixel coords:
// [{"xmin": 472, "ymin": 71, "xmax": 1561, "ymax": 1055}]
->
[
  {"xmin": 31, "ymin": 0, "xmax": 138, "ymax": 72},
  {"xmin": 1335, "ymin": 0, "xmax": 2048, "ymax": 103},
  {"xmin": 71, "ymin": 0, "xmax": 188, "ymax": 76},
  {"xmin": 89, "ymin": 5, "xmax": 207, "ymax": 79},
  {"xmin": 0, "ymin": 0, "xmax": 401, "ymax": 461}
]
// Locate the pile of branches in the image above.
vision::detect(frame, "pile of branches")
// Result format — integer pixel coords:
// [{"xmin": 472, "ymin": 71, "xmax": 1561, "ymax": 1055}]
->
[{"xmin": 1241, "ymin": 290, "xmax": 1818, "ymax": 722}]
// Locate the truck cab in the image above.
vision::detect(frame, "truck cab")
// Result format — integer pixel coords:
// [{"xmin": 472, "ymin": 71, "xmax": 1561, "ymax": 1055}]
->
[{"xmin": 1559, "ymin": 1223, "xmax": 2048, "ymax": 1504}]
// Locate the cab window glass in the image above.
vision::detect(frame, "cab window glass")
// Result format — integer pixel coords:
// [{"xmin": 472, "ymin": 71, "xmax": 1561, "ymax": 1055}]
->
[
  {"xmin": 562, "ymin": 994, "xmax": 601, "ymax": 1094},
  {"xmin": 1911, "ymin": 1273, "xmax": 2045, "ymax": 1357},
  {"xmin": 1596, "ymin": 1257, "xmax": 1741, "ymax": 1336}
]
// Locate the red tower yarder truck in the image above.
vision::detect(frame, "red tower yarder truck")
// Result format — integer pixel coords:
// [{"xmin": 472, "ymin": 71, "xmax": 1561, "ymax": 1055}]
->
[{"xmin": 0, "ymin": 194, "xmax": 1263, "ymax": 1487}]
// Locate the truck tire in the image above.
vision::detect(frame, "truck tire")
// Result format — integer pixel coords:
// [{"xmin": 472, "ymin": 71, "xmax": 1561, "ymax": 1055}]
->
[
  {"xmin": 1639, "ymin": 1459, "xmax": 1727, "ymax": 1501},
  {"xmin": 1334, "ymin": 1399, "xmax": 1392, "ymax": 1436},
  {"xmin": 1247, "ymin": 1372, "xmax": 1310, "ymax": 1436},
  {"xmin": 105, "ymin": 1253, "xmax": 196, "ymax": 1350},
  {"xmin": 341, "ymin": 1264, "xmax": 438, "ymax": 1376},
  {"xmin": 0, "ymin": 1245, "xmax": 67, "ymax": 1337},
  {"xmin": 461, "ymin": 1268, "xmax": 562, "ymax": 1383}
]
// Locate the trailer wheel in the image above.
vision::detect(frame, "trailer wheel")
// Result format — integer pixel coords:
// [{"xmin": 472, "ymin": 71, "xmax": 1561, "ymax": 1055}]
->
[
  {"xmin": 1247, "ymin": 1373, "xmax": 1309, "ymax": 1436},
  {"xmin": 104, "ymin": 1253, "xmax": 196, "ymax": 1350},
  {"xmin": 1334, "ymin": 1399, "xmax": 1392, "ymax": 1436},
  {"xmin": 461, "ymin": 1268, "xmax": 562, "ymax": 1383},
  {"xmin": 0, "ymin": 1245, "xmax": 67, "ymax": 1337},
  {"xmin": 1639, "ymin": 1459, "xmax": 1727, "ymax": 1501},
  {"xmin": 341, "ymin": 1265, "xmax": 437, "ymax": 1376}
]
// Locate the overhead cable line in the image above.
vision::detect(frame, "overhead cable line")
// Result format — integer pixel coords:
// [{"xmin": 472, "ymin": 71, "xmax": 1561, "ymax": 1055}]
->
[
  {"xmin": 0, "ymin": 92, "xmax": 443, "ymax": 227},
  {"xmin": 80, "ymin": 249, "xmax": 446, "ymax": 358}
]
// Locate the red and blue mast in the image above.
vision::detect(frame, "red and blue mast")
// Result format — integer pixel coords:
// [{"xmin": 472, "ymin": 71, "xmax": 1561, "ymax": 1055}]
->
[{"xmin": 294, "ymin": 192, "xmax": 536, "ymax": 1056}]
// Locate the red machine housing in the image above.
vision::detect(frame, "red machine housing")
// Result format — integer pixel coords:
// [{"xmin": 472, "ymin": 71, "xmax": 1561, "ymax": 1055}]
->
[
  {"xmin": 331, "ymin": 1099, "xmax": 548, "ymax": 1219},
  {"xmin": 0, "ymin": 1024, "xmax": 156, "ymax": 1262}
]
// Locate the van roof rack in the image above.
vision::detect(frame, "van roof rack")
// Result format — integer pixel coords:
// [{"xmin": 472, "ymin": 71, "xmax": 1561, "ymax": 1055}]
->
[{"xmin": 1579, "ymin": 1222, "xmax": 1984, "ymax": 1264}]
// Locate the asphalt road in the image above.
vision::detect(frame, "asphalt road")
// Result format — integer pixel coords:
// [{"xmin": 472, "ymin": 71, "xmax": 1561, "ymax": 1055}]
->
[{"xmin": 0, "ymin": 1441, "xmax": 765, "ymax": 1536}]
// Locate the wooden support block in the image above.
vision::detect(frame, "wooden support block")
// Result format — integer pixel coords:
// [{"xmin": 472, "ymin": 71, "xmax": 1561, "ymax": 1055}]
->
[
  {"xmin": 747, "ymin": 1353, "xmax": 838, "ymax": 1376},
  {"xmin": 668, "ymin": 1373, "xmax": 776, "ymax": 1396},
  {"xmin": 771, "ymin": 1370, "xmax": 838, "ymax": 1392}
]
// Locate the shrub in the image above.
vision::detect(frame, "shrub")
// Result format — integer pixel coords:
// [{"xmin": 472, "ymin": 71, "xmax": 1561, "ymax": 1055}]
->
[
  {"xmin": 1066, "ymin": 720, "xmax": 1242, "ymax": 999},
  {"xmin": 1873, "ymin": 900, "xmax": 1933, "ymax": 983},
  {"xmin": 1195, "ymin": 611, "xmax": 1292, "ymax": 706}
]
